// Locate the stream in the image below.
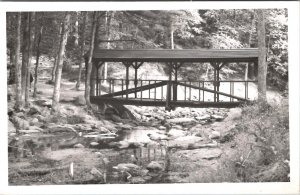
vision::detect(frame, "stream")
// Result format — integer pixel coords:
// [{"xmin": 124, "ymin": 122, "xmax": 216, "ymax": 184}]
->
[{"xmin": 9, "ymin": 107, "xmax": 233, "ymax": 184}]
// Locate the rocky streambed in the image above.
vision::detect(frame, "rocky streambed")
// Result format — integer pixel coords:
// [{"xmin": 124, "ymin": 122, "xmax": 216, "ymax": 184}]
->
[{"xmin": 8, "ymin": 101, "xmax": 242, "ymax": 184}]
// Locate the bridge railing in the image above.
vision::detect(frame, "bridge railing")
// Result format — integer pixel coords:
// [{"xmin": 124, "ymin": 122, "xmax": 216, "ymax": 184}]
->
[{"xmin": 92, "ymin": 78, "xmax": 258, "ymax": 103}]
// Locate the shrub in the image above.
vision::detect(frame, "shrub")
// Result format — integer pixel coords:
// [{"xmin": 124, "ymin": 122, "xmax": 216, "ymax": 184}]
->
[{"xmin": 232, "ymin": 99, "xmax": 289, "ymax": 182}]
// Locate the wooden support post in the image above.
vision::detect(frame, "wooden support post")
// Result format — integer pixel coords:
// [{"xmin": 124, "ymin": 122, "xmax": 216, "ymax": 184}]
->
[
  {"xmin": 198, "ymin": 81, "xmax": 201, "ymax": 102},
  {"xmin": 216, "ymin": 67, "xmax": 220, "ymax": 102},
  {"xmin": 202, "ymin": 82, "xmax": 205, "ymax": 102},
  {"xmin": 96, "ymin": 66, "xmax": 99, "ymax": 96},
  {"xmin": 140, "ymin": 80, "xmax": 143, "ymax": 100},
  {"xmin": 90, "ymin": 61, "xmax": 96, "ymax": 97},
  {"xmin": 132, "ymin": 62, "xmax": 143, "ymax": 99},
  {"xmin": 165, "ymin": 62, "xmax": 172, "ymax": 111},
  {"xmin": 173, "ymin": 63, "xmax": 178, "ymax": 102},
  {"xmin": 123, "ymin": 62, "xmax": 132, "ymax": 99},
  {"xmin": 213, "ymin": 64, "xmax": 217, "ymax": 102},
  {"xmin": 148, "ymin": 80, "xmax": 151, "ymax": 99},
  {"xmin": 154, "ymin": 81, "xmax": 157, "ymax": 100},
  {"xmin": 211, "ymin": 62, "xmax": 221, "ymax": 102},
  {"xmin": 126, "ymin": 66, "xmax": 129, "ymax": 99},
  {"xmin": 134, "ymin": 67, "xmax": 138, "ymax": 98},
  {"xmin": 121, "ymin": 80, "xmax": 124, "ymax": 98},
  {"xmin": 96, "ymin": 62, "xmax": 104, "ymax": 96}
]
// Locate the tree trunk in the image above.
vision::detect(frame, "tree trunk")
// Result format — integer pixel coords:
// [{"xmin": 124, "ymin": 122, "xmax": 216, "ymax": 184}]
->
[
  {"xmin": 85, "ymin": 11, "xmax": 98, "ymax": 108},
  {"xmin": 170, "ymin": 24, "xmax": 174, "ymax": 49},
  {"xmin": 52, "ymin": 13, "xmax": 70, "ymax": 113},
  {"xmin": 74, "ymin": 12, "xmax": 79, "ymax": 46},
  {"xmin": 51, "ymin": 56, "xmax": 57, "ymax": 83},
  {"xmin": 51, "ymin": 25, "xmax": 62, "ymax": 83},
  {"xmin": 257, "ymin": 9, "xmax": 267, "ymax": 102},
  {"xmin": 21, "ymin": 13, "xmax": 29, "ymax": 102},
  {"xmin": 14, "ymin": 12, "xmax": 22, "ymax": 110},
  {"xmin": 103, "ymin": 11, "xmax": 112, "ymax": 85},
  {"xmin": 76, "ymin": 11, "xmax": 87, "ymax": 90},
  {"xmin": 33, "ymin": 24, "xmax": 43, "ymax": 98},
  {"xmin": 247, "ymin": 13, "xmax": 256, "ymax": 80},
  {"xmin": 25, "ymin": 12, "xmax": 35, "ymax": 107}
]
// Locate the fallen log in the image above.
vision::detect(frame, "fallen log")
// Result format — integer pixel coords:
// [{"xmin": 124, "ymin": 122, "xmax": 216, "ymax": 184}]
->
[
  {"xmin": 15, "ymin": 166, "xmax": 68, "ymax": 176},
  {"xmin": 66, "ymin": 178, "xmax": 104, "ymax": 184}
]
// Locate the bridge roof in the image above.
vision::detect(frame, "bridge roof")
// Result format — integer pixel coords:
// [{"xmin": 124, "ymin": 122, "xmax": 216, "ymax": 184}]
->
[{"xmin": 91, "ymin": 49, "xmax": 259, "ymax": 63}]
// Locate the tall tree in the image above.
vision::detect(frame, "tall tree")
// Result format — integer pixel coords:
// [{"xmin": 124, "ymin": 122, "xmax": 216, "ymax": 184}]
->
[
  {"xmin": 25, "ymin": 12, "xmax": 35, "ymax": 106},
  {"xmin": 51, "ymin": 24, "xmax": 62, "ymax": 84},
  {"xmin": 102, "ymin": 11, "xmax": 113, "ymax": 84},
  {"xmin": 14, "ymin": 12, "xmax": 22, "ymax": 110},
  {"xmin": 52, "ymin": 12, "xmax": 71, "ymax": 112},
  {"xmin": 85, "ymin": 11, "xmax": 98, "ymax": 107},
  {"xmin": 257, "ymin": 9, "xmax": 267, "ymax": 101},
  {"xmin": 76, "ymin": 12, "xmax": 87, "ymax": 90},
  {"xmin": 21, "ymin": 13, "xmax": 29, "ymax": 102},
  {"xmin": 33, "ymin": 14, "xmax": 44, "ymax": 97}
]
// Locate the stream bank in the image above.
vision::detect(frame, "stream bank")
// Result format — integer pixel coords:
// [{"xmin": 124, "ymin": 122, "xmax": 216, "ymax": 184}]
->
[{"xmin": 8, "ymin": 95, "xmax": 245, "ymax": 184}]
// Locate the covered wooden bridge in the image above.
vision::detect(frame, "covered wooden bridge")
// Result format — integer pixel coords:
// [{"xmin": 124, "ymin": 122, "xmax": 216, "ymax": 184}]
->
[{"xmin": 87, "ymin": 49, "xmax": 259, "ymax": 110}]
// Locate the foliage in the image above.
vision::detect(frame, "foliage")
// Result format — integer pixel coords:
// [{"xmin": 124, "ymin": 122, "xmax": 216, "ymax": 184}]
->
[
  {"xmin": 233, "ymin": 100, "xmax": 289, "ymax": 181},
  {"xmin": 7, "ymin": 9, "xmax": 288, "ymax": 90}
]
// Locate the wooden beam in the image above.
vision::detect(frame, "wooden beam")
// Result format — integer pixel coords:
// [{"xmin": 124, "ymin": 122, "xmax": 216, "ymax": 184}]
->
[
  {"xmin": 90, "ymin": 97, "xmax": 248, "ymax": 108},
  {"xmin": 123, "ymin": 62, "xmax": 132, "ymax": 99},
  {"xmin": 165, "ymin": 63, "xmax": 173, "ymax": 111},
  {"xmin": 173, "ymin": 63, "xmax": 178, "ymax": 102},
  {"xmin": 100, "ymin": 81, "xmax": 168, "ymax": 98},
  {"xmin": 132, "ymin": 62, "xmax": 144, "ymax": 98}
]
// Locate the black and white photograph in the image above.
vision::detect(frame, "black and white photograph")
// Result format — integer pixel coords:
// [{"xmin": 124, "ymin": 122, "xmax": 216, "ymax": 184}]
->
[{"xmin": 1, "ymin": 1, "xmax": 299, "ymax": 194}]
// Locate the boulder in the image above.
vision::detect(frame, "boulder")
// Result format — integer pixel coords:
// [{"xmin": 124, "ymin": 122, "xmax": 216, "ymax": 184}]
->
[
  {"xmin": 47, "ymin": 125, "xmax": 76, "ymax": 133},
  {"xmin": 147, "ymin": 133, "xmax": 169, "ymax": 141},
  {"xmin": 119, "ymin": 124, "xmax": 132, "ymax": 131},
  {"xmin": 166, "ymin": 118, "xmax": 196, "ymax": 124},
  {"xmin": 90, "ymin": 142, "xmax": 99, "ymax": 146},
  {"xmin": 34, "ymin": 99, "xmax": 52, "ymax": 108},
  {"xmin": 98, "ymin": 126, "xmax": 110, "ymax": 133},
  {"xmin": 211, "ymin": 114, "xmax": 224, "ymax": 121},
  {"xmin": 115, "ymin": 141, "xmax": 130, "ymax": 149},
  {"xmin": 175, "ymin": 148, "xmax": 222, "ymax": 160},
  {"xmin": 111, "ymin": 114, "xmax": 122, "ymax": 122},
  {"xmin": 220, "ymin": 130, "xmax": 235, "ymax": 143},
  {"xmin": 187, "ymin": 141, "xmax": 218, "ymax": 149},
  {"xmin": 14, "ymin": 112, "xmax": 25, "ymax": 118},
  {"xmin": 90, "ymin": 167, "xmax": 103, "ymax": 179},
  {"xmin": 19, "ymin": 129, "xmax": 41, "ymax": 134},
  {"xmin": 72, "ymin": 124, "xmax": 94, "ymax": 132},
  {"xmin": 113, "ymin": 163, "xmax": 142, "ymax": 176},
  {"xmin": 12, "ymin": 116, "xmax": 30, "ymax": 130},
  {"xmin": 225, "ymin": 108, "xmax": 242, "ymax": 121},
  {"xmin": 146, "ymin": 161, "xmax": 164, "ymax": 172},
  {"xmin": 130, "ymin": 176, "xmax": 146, "ymax": 184},
  {"xmin": 8, "ymin": 120, "xmax": 16, "ymax": 133},
  {"xmin": 167, "ymin": 129, "xmax": 187, "ymax": 139},
  {"xmin": 28, "ymin": 126, "xmax": 44, "ymax": 132},
  {"xmin": 196, "ymin": 114, "xmax": 211, "ymax": 120},
  {"xmin": 95, "ymin": 134, "xmax": 116, "ymax": 142},
  {"xmin": 209, "ymin": 131, "xmax": 221, "ymax": 139},
  {"xmin": 158, "ymin": 126, "xmax": 166, "ymax": 130},
  {"xmin": 172, "ymin": 125, "xmax": 183, "ymax": 130},
  {"xmin": 74, "ymin": 95, "xmax": 86, "ymax": 106},
  {"xmin": 94, "ymin": 152, "xmax": 103, "ymax": 157},
  {"xmin": 168, "ymin": 136, "xmax": 204, "ymax": 149},
  {"xmin": 163, "ymin": 172, "xmax": 189, "ymax": 183},
  {"xmin": 74, "ymin": 143, "xmax": 85, "ymax": 148},
  {"xmin": 28, "ymin": 106, "xmax": 41, "ymax": 115},
  {"xmin": 30, "ymin": 118, "xmax": 39, "ymax": 125}
]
